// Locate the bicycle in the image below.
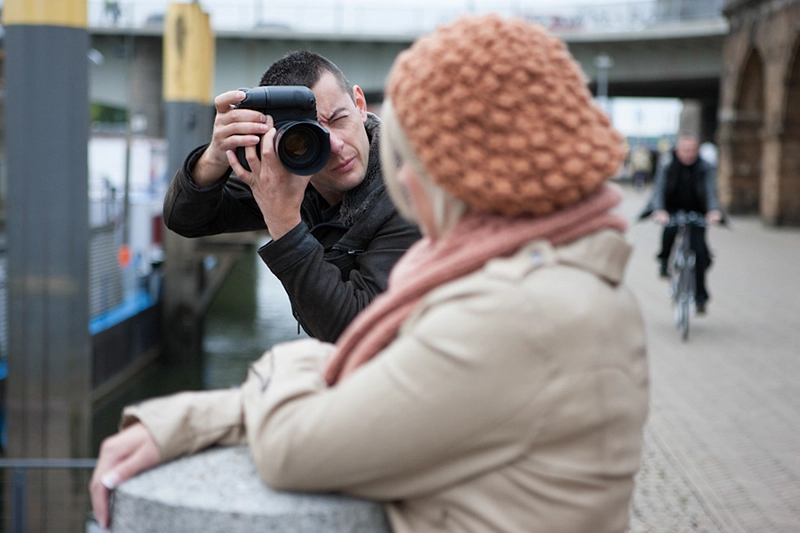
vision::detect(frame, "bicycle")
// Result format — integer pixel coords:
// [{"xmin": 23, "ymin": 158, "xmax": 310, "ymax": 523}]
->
[{"xmin": 667, "ymin": 211, "xmax": 706, "ymax": 341}]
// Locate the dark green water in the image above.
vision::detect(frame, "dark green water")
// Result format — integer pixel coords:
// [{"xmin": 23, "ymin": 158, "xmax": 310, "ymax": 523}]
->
[
  {"xmin": 202, "ymin": 251, "xmax": 307, "ymax": 389},
  {"xmin": 91, "ymin": 253, "xmax": 307, "ymax": 452}
]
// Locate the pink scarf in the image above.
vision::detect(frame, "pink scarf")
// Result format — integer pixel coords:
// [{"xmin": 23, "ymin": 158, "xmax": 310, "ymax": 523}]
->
[{"xmin": 324, "ymin": 183, "xmax": 627, "ymax": 385}]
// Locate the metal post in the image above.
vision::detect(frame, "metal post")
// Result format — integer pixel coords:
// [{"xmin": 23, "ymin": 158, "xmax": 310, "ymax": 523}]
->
[
  {"xmin": 11, "ymin": 468, "xmax": 26, "ymax": 533},
  {"xmin": 2, "ymin": 1, "xmax": 91, "ymax": 530},
  {"xmin": 594, "ymin": 53, "xmax": 614, "ymax": 114}
]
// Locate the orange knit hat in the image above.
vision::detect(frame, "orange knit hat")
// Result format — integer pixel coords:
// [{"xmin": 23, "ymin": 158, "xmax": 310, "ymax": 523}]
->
[{"xmin": 385, "ymin": 14, "xmax": 626, "ymax": 217}]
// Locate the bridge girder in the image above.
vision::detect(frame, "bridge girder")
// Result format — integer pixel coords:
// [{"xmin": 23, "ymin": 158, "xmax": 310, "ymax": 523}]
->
[{"xmin": 88, "ymin": 23, "xmax": 725, "ymax": 144}]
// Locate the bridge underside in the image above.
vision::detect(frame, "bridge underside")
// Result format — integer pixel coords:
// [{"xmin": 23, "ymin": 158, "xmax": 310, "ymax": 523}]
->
[
  {"xmin": 597, "ymin": 77, "xmax": 721, "ymax": 141},
  {"xmin": 600, "ymin": 77, "xmax": 720, "ymax": 101},
  {"xmin": 88, "ymin": 27, "xmax": 725, "ymax": 136}
]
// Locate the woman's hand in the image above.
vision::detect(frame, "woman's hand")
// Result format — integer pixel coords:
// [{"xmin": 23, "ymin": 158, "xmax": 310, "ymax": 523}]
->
[{"xmin": 89, "ymin": 423, "xmax": 161, "ymax": 528}]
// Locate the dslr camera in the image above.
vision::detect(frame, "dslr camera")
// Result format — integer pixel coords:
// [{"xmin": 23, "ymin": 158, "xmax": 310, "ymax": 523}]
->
[{"xmin": 234, "ymin": 86, "xmax": 331, "ymax": 176}]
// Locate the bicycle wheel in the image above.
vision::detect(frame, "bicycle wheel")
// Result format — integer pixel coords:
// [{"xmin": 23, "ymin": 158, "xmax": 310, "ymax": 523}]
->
[
  {"xmin": 672, "ymin": 234, "xmax": 692, "ymax": 341},
  {"xmin": 679, "ymin": 294, "xmax": 690, "ymax": 340},
  {"xmin": 670, "ymin": 245, "xmax": 684, "ymax": 328}
]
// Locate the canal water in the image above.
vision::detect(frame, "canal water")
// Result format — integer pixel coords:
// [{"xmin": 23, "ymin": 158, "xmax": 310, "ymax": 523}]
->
[
  {"xmin": 91, "ymin": 252, "xmax": 307, "ymax": 451},
  {"xmin": 203, "ymin": 251, "xmax": 308, "ymax": 389}
]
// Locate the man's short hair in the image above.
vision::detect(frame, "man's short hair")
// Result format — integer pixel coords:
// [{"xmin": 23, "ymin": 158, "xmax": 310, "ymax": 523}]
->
[{"xmin": 260, "ymin": 51, "xmax": 353, "ymax": 101}]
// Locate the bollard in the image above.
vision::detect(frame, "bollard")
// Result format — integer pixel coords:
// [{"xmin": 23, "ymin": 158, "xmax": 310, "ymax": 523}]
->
[{"xmin": 111, "ymin": 446, "xmax": 391, "ymax": 533}]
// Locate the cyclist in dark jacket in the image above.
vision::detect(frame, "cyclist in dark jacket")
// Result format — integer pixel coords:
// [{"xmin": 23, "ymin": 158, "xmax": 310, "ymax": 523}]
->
[
  {"xmin": 649, "ymin": 132, "xmax": 722, "ymax": 314},
  {"xmin": 163, "ymin": 51, "xmax": 421, "ymax": 342}
]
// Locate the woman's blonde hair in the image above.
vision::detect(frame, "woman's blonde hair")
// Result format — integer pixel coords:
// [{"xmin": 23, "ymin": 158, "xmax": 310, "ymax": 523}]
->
[{"xmin": 379, "ymin": 99, "xmax": 467, "ymax": 236}]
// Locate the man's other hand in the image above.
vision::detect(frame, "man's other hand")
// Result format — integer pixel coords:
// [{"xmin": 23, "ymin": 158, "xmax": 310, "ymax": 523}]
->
[
  {"xmin": 706, "ymin": 210, "xmax": 723, "ymax": 225},
  {"xmin": 653, "ymin": 210, "xmax": 670, "ymax": 225},
  {"xmin": 192, "ymin": 90, "xmax": 270, "ymax": 187}
]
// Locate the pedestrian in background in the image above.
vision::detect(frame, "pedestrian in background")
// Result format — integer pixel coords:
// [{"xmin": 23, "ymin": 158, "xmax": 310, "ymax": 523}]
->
[
  {"xmin": 630, "ymin": 144, "xmax": 654, "ymax": 190},
  {"xmin": 91, "ymin": 15, "xmax": 649, "ymax": 532}
]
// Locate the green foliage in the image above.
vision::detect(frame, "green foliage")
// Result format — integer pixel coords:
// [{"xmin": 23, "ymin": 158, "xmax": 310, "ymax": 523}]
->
[{"xmin": 91, "ymin": 103, "xmax": 127, "ymax": 126}]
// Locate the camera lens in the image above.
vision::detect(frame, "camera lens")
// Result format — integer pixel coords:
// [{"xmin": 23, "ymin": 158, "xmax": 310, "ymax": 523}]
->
[
  {"xmin": 274, "ymin": 121, "xmax": 331, "ymax": 175},
  {"xmin": 282, "ymin": 129, "xmax": 313, "ymax": 160}
]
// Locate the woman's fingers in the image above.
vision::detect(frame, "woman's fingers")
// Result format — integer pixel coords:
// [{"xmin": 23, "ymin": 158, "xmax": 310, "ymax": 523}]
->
[
  {"xmin": 89, "ymin": 467, "xmax": 112, "ymax": 527},
  {"xmin": 89, "ymin": 424, "xmax": 161, "ymax": 528},
  {"xmin": 108, "ymin": 439, "xmax": 161, "ymax": 489}
]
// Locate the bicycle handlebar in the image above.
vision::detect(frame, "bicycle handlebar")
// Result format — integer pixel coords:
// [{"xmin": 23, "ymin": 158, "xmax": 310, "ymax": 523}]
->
[{"xmin": 666, "ymin": 210, "xmax": 707, "ymax": 228}]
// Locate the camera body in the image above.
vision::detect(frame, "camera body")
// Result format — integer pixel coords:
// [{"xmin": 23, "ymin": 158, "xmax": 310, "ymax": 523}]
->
[{"xmin": 234, "ymin": 86, "xmax": 331, "ymax": 176}]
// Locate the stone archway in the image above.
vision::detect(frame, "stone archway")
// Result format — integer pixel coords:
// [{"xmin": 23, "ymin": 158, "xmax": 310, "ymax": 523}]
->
[
  {"xmin": 774, "ymin": 37, "xmax": 800, "ymax": 224},
  {"xmin": 728, "ymin": 50, "xmax": 765, "ymax": 214},
  {"xmin": 720, "ymin": 0, "xmax": 800, "ymax": 225}
]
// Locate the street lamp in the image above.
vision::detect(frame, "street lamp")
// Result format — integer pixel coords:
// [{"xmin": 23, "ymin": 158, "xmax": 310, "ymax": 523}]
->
[{"xmin": 594, "ymin": 53, "xmax": 614, "ymax": 114}]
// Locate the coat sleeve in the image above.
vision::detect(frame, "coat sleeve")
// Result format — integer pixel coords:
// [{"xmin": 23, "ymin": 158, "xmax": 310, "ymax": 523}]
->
[
  {"xmin": 116, "ymin": 338, "xmax": 335, "ymax": 464},
  {"xmin": 258, "ymin": 202, "xmax": 421, "ymax": 343},
  {"xmin": 120, "ymin": 388, "xmax": 247, "ymax": 463},
  {"xmin": 241, "ymin": 287, "xmax": 548, "ymax": 500},
  {"xmin": 163, "ymin": 144, "xmax": 267, "ymax": 237}
]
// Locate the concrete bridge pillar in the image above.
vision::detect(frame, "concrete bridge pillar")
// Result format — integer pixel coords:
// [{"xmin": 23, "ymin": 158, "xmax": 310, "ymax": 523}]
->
[{"xmin": 111, "ymin": 446, "xmax": 391, "ymax": 533}]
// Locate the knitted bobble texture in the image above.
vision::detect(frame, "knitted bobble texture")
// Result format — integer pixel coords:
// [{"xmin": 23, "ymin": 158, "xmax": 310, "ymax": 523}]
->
[{"xmin": 386, "ymin": 14, "xmax": 626, "ymax": 216}]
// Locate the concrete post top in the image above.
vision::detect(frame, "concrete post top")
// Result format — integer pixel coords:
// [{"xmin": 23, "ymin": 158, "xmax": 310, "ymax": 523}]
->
[{"xmin": 112, "ymin": 445, "xmax": 391, "ymax": 533}]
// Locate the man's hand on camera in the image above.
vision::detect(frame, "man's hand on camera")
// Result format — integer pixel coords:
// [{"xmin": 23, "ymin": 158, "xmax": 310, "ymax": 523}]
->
[
  {"xmin": 706, "ymin": 210, "xmax": 722, "ymax": 225},
  {"xmin": 226, "ymin": 115, "xmax": 310, "ymax": 240},
  {"xmin": 192, "ymin": 90, "xmax": 270, "ymax": 187}
]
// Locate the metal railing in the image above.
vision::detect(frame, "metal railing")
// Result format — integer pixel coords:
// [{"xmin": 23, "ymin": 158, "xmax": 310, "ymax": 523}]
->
[
  {"xmin": 87, "ymin": 0, "xmax": 725, "ymax": 36},
  {"xmin": 0, "ymin": 459, "xmax": 97, "ymax": 533}
]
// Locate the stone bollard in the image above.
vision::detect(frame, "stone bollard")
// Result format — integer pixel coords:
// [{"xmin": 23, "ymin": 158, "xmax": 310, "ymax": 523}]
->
[{"xmin": 111, "ymin": 446, "xmax": 391, "ymax": 533}]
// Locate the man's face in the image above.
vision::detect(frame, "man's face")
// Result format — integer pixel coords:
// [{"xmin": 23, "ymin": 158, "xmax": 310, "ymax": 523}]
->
[
  {"xmin": 308, "ymin": 72, "xmax": 370, "ymax": 203},
  {"xmin": 675, "ymin": 137, "xmax": 699, "ymax": 166}
]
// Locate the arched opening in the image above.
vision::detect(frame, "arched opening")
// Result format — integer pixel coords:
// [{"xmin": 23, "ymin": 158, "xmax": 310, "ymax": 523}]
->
[
  {"xmin": 729, "ymin": 50, "xmax": 765, "ymax": 214},
  {"xmin": 777, "ymin": 37, "xmax": 800, "ymax": 225}
]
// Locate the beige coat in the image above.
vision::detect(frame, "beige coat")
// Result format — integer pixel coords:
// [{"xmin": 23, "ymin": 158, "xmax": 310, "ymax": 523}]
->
[{"xmin": 123, "ymin": 229, "xmax": 649, "ymax": 533}]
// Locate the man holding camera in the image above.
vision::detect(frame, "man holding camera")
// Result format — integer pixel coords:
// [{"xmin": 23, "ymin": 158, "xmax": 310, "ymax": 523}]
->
[{"xmin": 163, "ymin": 51, "xmax": 421, "ymax": 342}]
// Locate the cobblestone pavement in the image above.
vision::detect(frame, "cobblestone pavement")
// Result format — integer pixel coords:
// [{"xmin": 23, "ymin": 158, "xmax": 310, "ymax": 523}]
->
[{"xmin": 619, "ymin": 184, "xmax": 800, "ymax": 533}]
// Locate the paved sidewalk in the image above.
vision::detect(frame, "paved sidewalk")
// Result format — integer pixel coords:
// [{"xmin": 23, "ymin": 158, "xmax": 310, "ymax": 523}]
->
[{"xmin": 618, "ymin": 185, "xmax": 800, "ymax": 533}]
